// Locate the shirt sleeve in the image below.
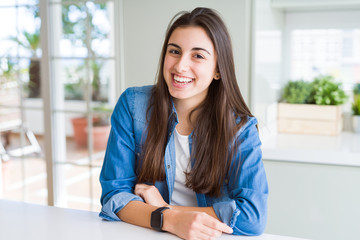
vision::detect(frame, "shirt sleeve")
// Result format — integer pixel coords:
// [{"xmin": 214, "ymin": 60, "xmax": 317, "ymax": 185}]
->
[
  {"xmin": 212, "ymin": 117, "xmax": 268, "ymax": 235},
  {"xmin": 99, "ymin": 88, "xmax": 144, "ymax": 221}
]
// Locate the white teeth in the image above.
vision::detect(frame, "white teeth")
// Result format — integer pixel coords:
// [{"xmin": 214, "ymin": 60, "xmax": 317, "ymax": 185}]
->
[{"xmin": 174, "ymin": 75, "xmax": 193, "ymax": 83}]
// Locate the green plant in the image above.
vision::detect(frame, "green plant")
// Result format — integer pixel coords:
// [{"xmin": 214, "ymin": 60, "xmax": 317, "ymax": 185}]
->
[
  {"xmin": 281, "ymin": 75, "xmax": 349, "ymax": 105},
  {"xmin": 10, "ymin": 30, "xmax": 40, "ymax": 56},
  {"xmin": 353, "ymin": 98, "xmax": 360, "ymax": 115},
  {"xmin": 353, "ymin": 83, "xmax": 360, "ymax": 95},
  {"xmin": 353, "ymin": 83, "xmax": 360, "ymax": 115},
  {"xmin": 282, "ymin": 80, "xmax": 312, "ymax": 104},
  {"xmin": 9, "ymin": 6, "xmax": 41, "ymax": 98},
  {"xmin": 92, "ymin": 104, "xmax": 112, "ymax": 126},
  {"xmin": 64, "ymin": 82, "xmax": 84, "ymax": 100},
  {"xmin": 308, "ymin": 75, "xmax": 348, "ymax": 105},
  {"xmin": 0, "ymin": 57, "xmax": 17, "ymax": 87},
  {"xmin": 62, "ymin": 3, "xmax": 108, "ymax": 102}
]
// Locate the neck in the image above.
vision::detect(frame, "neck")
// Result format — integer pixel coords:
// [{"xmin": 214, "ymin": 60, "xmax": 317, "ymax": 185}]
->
[{"xmin": 174, "ymin": 99, "xmax": 199, "ymax": 136}]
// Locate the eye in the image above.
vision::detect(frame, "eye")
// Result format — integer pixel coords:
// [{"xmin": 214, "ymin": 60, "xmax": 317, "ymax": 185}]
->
[
  {"xmin": 194, "ymin": 54, "xmax": 205, "ymax": 59},
  {"xmin": 169, "ymin": 49, "xmax": 180, "ymax": 55}
]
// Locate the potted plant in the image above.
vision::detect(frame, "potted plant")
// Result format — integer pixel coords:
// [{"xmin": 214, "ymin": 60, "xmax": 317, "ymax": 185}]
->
[
  {"xmin": 0, "ymin": 57, "xmax": 20, "ymax": 150},
  {"xmin": 62, "ymin": 3, "xmax": 108, "ymax": 102},
  {"xmin": 71, "ymin": 104, "xmax": 112, "ymax": 150},
  {"xmin": 352, "ymin": 83, "xmax": 360, "ymax": 133},
  {"xmin": 278, "ymin": 75, "xmax": 348, "ymax": 135},
  {"xmin": 9, "ymin": 6, "xmax": 40, "ymax": 98}
]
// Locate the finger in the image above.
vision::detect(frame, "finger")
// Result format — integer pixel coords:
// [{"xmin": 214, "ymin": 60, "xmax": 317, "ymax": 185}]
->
[
  {"xmin": 220, "ymin": 223, "xmax": 233, "ymax": 234},
  {"xmin": 135, "ymin": 183, "xmax": 151, "ymax": 193},
  {"xmin": 204, "ymin": 216, "xmax": 233, "ymax": 234},
  {"xmin": 198, "ymin": 225, "xmax": 222, "ymax": 238},
  {"xmin": 134, "ymin": 184, "xmax": 145, "ymax": 197},
  {"xmin": 196, "ymin": 230, "xmax": 217, "ymax": 240},
  {"xmin": 187, "ymin": 221, "xmax": 218, "ymax": 240},
  {"xmin": 135, "ymin": 183, "xmax": 146, "ymax": 190}
]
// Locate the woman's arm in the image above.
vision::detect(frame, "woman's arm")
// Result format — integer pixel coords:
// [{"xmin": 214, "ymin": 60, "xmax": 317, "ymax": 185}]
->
[
  {"xmin": 118, "ymin": 200, "xmax": 233, "ymax": 240},
  {"xmin": 223, "ymin": 117, "xmax": 268, "ymax": 235},
  {"xmin": 134, "ymin": 183, "xmax": 219, "ymax": 219},
  {"xmin": 100, "ymin": 87, "xmax": 146, "ymax": 221}
]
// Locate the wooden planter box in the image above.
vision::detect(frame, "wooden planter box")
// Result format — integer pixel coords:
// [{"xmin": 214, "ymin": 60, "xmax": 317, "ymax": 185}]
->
[{"xmin": 278, "ymin": 103, "xmax": 343, "ymax": 136}]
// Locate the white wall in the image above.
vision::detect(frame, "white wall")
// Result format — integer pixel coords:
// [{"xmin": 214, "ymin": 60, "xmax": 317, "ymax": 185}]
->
[{"xmin": 120, "ymin": 0, "xmax": 253, "ymax": 103}]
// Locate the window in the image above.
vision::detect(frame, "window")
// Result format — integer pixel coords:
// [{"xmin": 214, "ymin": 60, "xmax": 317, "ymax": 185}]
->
[
  {"xmin": 0, "ymin": 0, "xmax": 119, "ymax": 212},
  {"xmin": 290, "ymin": 29, "xmax": 360, "ymax": 89},
  {"xmin": 285, "ymin": 11, "xmax": 360, "ymax": 91},
  {"xmin": 48, "ymin": 0, "xmax": 117, "ymax": 211},
  {"xmin": 0, "ymin": 0, "xmax": 46, "ymax": 205}
]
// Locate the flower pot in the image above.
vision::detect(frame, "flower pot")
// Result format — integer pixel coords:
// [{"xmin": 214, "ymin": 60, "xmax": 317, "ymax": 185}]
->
[
  {"xmin": 71, "ymin": 117, "xmax": 110, "ymax": 149},
  {"xmin": 85, "ymin": 125, "xmax": 111, "ymax": 150},
  {"xmin": 352, "ymin": 115, "xmax": 360, "ymax": 133},
  {"xmin": 71, "ymin": 117, "xmax": 89, "ymax": 147}
]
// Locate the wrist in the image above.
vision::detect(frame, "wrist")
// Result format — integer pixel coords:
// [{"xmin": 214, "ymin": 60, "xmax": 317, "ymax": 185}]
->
[{"xmin": 162, "ymin": 208, "xmax": 176, "ymax": 232}]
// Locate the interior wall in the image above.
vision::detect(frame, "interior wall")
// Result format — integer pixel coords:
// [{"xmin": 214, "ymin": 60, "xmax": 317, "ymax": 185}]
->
[
  {"xmin": 120, "ymin": 0, "xmax": 252, "ymax": 103},
  {"xmin": 251, "ymin": 0, "xmax": 285, "ymax": 134}
]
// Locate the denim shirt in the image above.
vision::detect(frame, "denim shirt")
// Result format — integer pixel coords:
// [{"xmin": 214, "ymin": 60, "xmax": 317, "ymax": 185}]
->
[{"xmin": 99, "ymin": 85, "xmax": 268, "ymax": 235}]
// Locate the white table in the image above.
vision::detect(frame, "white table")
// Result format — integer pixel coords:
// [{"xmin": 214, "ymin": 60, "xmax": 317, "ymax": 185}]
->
[{"xmin": 0, "ymin": 200, "xmax": 307, "ymax": 240}]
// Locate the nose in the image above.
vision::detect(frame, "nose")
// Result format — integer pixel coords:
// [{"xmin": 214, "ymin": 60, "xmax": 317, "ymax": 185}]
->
[{"xmin": 174, "ymin": 55, "xmax": 189, "ymax": 73}]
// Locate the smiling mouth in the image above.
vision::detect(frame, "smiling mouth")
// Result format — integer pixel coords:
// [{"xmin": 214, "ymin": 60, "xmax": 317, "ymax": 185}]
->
[{"xmin": 173, "ymin": 74, "xmax": 194, "ymax": 85}]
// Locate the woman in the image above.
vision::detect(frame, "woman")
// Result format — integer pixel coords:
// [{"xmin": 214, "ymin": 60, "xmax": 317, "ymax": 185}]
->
[{"xmin": 100, "ymin": 7, "xmax": 268, "ymax": 239}]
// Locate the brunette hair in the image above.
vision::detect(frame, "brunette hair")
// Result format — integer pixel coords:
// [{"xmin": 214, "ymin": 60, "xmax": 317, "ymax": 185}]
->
[{"xmin": 138, "ymin": 7, "xmax": 253, "ymax": 197}]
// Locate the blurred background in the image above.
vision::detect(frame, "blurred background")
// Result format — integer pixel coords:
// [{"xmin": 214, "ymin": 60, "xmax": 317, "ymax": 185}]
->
[{"xmin": 0, "ymin": 1, "xmax": 360, "ymax": 240}]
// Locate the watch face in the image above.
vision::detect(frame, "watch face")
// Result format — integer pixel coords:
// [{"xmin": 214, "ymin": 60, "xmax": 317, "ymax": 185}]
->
[{"xmin": 151, "ymin": 211, "xmax": 163, "ymax": 229}]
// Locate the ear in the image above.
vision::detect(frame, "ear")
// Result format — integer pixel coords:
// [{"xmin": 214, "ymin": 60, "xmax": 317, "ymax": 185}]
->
[{"xmin": 214, "ymin": 72, "xmax": 221, "ymax": 80}]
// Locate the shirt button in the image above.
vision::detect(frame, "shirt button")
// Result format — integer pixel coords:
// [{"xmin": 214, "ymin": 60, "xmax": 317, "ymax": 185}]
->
[{"xmin": 167, "ymin": 165, "xmax": 170, "ymax": 169}]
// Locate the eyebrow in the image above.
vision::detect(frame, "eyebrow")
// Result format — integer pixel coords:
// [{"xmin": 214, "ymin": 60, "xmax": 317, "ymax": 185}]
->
[{"xmin": 167, "ymin": 43, "xmax": 211, "ymax": 55}]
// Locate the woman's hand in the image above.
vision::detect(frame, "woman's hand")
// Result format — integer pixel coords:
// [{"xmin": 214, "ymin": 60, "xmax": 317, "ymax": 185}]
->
[
  {"xmin": 134, "ymin": 183, "xmax": 168, "ymax": 207},
  {"xmin": 135, "ymin": 183, "xmax": 233, "ymax": 239},
  {"xmin": 163, "ymin": 210, "xmax": 233, "ymax": 240}
]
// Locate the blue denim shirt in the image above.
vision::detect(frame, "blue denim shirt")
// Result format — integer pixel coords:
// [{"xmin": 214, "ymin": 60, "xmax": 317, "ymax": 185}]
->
[{"xmin": 99, "ymin": 85, "xmax": 268, "ymax": 235}]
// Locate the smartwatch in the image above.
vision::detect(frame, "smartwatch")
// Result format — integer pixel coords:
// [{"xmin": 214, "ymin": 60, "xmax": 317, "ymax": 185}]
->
[{"xmin": 150, "ymin": 207, "xmax": 170, "ymax": 232}]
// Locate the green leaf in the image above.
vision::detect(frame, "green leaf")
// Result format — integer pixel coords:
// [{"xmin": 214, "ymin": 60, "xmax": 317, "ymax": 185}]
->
[{"xmin": 281, "ymin": 80, "xmax": 312, "ymax": 104}]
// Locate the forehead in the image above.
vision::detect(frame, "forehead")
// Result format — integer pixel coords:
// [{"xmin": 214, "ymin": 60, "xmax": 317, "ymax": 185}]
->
[{"xmin": 168, "ymin": 26, "xmax": 215, "ymax": 51}]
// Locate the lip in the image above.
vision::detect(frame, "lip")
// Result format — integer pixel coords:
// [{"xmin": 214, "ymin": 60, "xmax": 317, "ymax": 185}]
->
[{"xmin": 171, "ymin": 74, "xmax": 194, "ymax": 88}]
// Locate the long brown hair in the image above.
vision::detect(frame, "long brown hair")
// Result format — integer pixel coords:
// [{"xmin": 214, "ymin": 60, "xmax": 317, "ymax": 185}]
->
[{"xmin": 138, "ymin": 7, "xmax": 253, "ymax": 197}]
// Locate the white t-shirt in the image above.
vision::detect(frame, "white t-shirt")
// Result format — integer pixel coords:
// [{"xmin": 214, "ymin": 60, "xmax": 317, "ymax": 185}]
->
[{"xmin": 171, "ymin": 128, "xmax": 198, "ymax": 206}]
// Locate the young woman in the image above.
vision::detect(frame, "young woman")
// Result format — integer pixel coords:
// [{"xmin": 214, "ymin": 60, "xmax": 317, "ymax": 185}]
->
[{"xmin": 99, "ymin": 7, "xmax": 268, "ymax": 239}]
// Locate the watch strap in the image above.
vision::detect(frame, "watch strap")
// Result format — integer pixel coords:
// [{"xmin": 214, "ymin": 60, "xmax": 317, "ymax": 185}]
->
[
  {"xmin": 150, "ymin": 207, "xmax": 170, "ymax": 231},
  {"xmin": 153, "ymin": 206, "xmax": 170, "ymax": 213}
]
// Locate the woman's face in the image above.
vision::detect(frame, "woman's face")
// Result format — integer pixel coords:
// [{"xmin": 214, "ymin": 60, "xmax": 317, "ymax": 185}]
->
[{"xmin": 163, "ymin": 26, "xmax": 218, "ymax": 107}]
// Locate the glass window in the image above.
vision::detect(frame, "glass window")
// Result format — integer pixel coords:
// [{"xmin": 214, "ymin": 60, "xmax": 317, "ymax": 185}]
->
[
  {"xmin": 1, "ymin": 0, "xmax": 117, "ymax": 212},
  {"xmin": 0, "ymin": 0, "xmax": 46, "ymax": 205},
  {"xmin": 290, "ymin": 29, "xmax": 360, "ymax": 89},
  {"xmin": 48, "ymin": 0, "xmax": 116, "ymax": 211}
]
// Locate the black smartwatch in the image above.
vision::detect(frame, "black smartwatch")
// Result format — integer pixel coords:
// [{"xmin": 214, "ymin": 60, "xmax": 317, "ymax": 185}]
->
[{"xmin": 150, "ymin": 207, "xmax": 170, "ymax": 231}]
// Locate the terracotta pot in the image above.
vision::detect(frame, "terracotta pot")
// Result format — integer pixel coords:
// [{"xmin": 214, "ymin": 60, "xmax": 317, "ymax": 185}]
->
[
  {"xmin": 71, "ymin": 117, "xmax": 110, "ymax": 150},
  {"xmin": 88, "ymin": 125, "xmax": 111, "ymax": 150}
]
